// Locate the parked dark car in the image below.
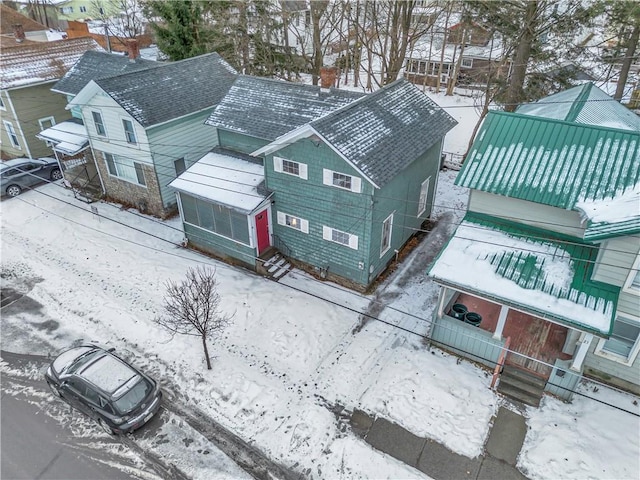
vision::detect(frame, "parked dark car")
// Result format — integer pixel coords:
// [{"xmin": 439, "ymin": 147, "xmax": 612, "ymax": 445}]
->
[
  {"xmin": 45, "ymin": 345, "xmax": 163, "ymax": 434},
  {"xmin": 0, "ymin": 157, "xmax": 62, "ymax": 197}
]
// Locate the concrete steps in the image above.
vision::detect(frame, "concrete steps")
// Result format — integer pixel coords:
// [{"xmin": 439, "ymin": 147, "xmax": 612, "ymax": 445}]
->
[{"xmin": 497, "ymin": 365, "xmax": 546, "ymax": 407}]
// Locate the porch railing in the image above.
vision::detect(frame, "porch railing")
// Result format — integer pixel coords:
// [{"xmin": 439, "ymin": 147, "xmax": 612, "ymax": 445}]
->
[{"xmin": 272, "ymin": 234, "xmax": 291, "ymax": 258}]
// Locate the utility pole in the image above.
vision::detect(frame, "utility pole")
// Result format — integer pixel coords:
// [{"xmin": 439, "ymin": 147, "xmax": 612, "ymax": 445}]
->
[{"xmin": 104, "ymin": 23, "xmax": 111, "ymax": 52}]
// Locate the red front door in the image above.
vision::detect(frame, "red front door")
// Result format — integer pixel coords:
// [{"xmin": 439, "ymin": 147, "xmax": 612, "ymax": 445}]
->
[{"xmin": 255, "ymin": 209, "xmax": 270, "ymax": 254}]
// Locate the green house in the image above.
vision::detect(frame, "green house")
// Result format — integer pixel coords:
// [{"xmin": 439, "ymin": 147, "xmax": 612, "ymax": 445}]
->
[
  {"xmin": 428, "ymin": 83, "xmax": 640, "ymax": 400},
  {"xmin": 170, "ymin": 77, "xmax": 457, "ymax": 291}
]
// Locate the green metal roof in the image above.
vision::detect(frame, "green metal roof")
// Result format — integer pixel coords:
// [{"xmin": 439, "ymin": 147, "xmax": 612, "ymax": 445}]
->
[
  {"xmin": 516, "ymin": 83, "xmax": 640, "ymax": 131},
  {"xmin": 457, "ymin": 111, "xmax": 640, "ymax": 210},
  {"xmin": 428, "ymin": 212, "xmax": 619, "ymax": 336},
  {"xmin": 583, "ymin": 218, "xmax": 640, "ymax": 241}
]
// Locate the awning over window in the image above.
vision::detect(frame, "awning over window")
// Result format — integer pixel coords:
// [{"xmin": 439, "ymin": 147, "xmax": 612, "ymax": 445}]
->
[
  {"xmin": 170, "ymin": 149, "xmax": 267, "ymax": 214},
  {"xmin": 37, "ymin": 121, "xmax": 89, "ymax": 156},
  {"xmin": 428, "ymin": 213, "xmax": 620, "ymax": 337}
]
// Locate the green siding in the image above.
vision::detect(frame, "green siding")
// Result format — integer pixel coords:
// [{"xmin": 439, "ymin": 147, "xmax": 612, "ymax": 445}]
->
[
  {"xmin": 183, "ymin": 223, "xmax": 255, "ymax": 267},
  {"xmin": 368, "ymin": 142, "xmax": 442, "ymax": 280},
  {"xmin": 147, "ymin": 111, "xmax": 219, "ymax": 209},
  {"xmin": 218, "ymin": 129, "xmax": 269, "ymax": 154},
  {"xmin": 6, "ymin": 83, "xmax": 70, "ymax": 158},
  {"xmin": 266, "ymin": 139, "xmax": 373, "ymax": 285}
]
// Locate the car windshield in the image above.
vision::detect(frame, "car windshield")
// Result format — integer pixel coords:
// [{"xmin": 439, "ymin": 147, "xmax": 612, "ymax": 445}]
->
[{"xmin": 113, "ymin": 378, "xmax": 152, "ymax": 414}]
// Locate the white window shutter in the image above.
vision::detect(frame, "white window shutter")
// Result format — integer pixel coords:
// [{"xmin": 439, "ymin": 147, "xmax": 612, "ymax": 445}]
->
[
  {"xmin": 322, "ymin": 226, "xmax": 332, "ymax": 240},
  {"xmin": 322, "ymin": 169, "xmax": 332, "ymax": 186},
  {"xmin": 348, "ymin": 234, "xmax": 359, "ymax": 250},
  {"xmin": 351, "ymin": 176, "xmax": 362, "ymax": 193},
  {"xmin": 273, "ymin": 156, "xmax": 283, "ymax": 173},
  {"xmin": 299, "ymin": 163, "xmax": 308, "ymax": 180},
  {"xmin": 277, "ymin": 211, "xmax": 286, "ymax": 225},
  {"xmin": 300, "ymin": 219, "xmax": 309, "ymax": 233}
]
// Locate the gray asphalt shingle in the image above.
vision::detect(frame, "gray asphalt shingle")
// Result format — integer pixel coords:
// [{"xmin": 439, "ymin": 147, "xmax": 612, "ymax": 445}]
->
[
  {"xmin": 205, "ymin": 75, "xmax": 364, "ymax": 140},
  {"xmin": 52, "ymin": 50, "xmax": 158, "ymax": 95},
  {"xmin": 95, "ymin": 52, "xmax": 237, "ymax": 128},
  {"xmin": 310, "ymin": 79, "xmax": 458, "ymax": 187}
]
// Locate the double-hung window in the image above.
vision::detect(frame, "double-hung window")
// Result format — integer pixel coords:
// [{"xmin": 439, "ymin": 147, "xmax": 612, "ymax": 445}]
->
[
  {"xmin": 92, "ymin": 111, "xmax": 106, "ymax": 136},
  {"xmin": 380, "ymin": 213, "xmax": 393, "ymax": 256},
  {"xmin": 3, "ymin": 121, "xmax": 20, "ymax": 148},
  {"xmin": 596, "ymin": 314, "xmax": 640, "ymax": 365},
  {"xmin": 39, "ymin": 116, "xmax": 56, "ymax": 131},
  {"xmin": 323, "ymin": 168, "xmax": 361, "ymax": 193},
  {"xmin": 322, "ymin": 226, "xmax": 358, "ymax": 250},
  {"xmin": 104, "ymin": 152, "xmax": 145, "ymax": 186},
  {"xmin": 122, "ymin": 119, "xmax": 137, "ymax": 144},
  {"xmin": 418, "ymin": 177, "xmax": 431, "ymax": 216},
  {"xmin": 273, "ymin": 156, "xmax": 307, "ymax": 179},
  {"xmin": 277, "ymin": 211, "xmax": 309, "ymax": 233}
]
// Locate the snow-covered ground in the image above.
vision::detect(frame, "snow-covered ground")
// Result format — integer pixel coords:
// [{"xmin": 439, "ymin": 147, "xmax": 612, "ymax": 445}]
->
[{"xmin": 1, "ymin": 93, "xmax": 638, "ymax": 479}]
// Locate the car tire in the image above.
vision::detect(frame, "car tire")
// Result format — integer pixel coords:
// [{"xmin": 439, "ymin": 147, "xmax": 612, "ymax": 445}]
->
[
  {"xmin": 50, "ymin": 168, "xmax": 63, "ymax": 181},
  {"xmin": 98, "ymin": 418, "xmax": 116, "ymax": 435},
  {"xmin": 6, "ymin": 185, "xmax": 21, "ymax": 197},
  {"xmin": 47, "ymin": 381, "xmax": 62, "ymax": 397}
]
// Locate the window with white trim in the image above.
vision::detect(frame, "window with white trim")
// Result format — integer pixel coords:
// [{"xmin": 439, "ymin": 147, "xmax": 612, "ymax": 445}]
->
[
  {"xmin": 38, "ymin": 116, "xmax": 56, "ymax": 131},
  {"xmin": 273, "ymin": 156, "xmax": 307, "ymax": 179},
  {"xmin": 104, "ymin": 152, "xmax": 145, "ymax": 186},
  {"xmin": 3, "ymin": 121, "xmax": 20, "ymax": 148},
  {"xmin": 60, "ymin": 6, "xmax": 74, "ymax": 13},
  {"xmin": 174, "ymin": 157, "xmax": 186, "ymax": 176},
  {"xmin": 277, "ymin": 211, "xmax": 309, "ymax": 233},
  {"xmin": 418, "ymin": 176, "xmax": 431, "ymax": 216},
  {"xmin": 595, "ymin": 314, "xmax": 640, "ymax": 365},
  {"xmin": 122, "ymin": 119, "xmax": 137, "ymax": 144},
  {"xmin": 322, "ymin": 168, "xmax": 361, "ymax": 193},
  {"xmin": 180, "ymin": 194, "xmax": 250, "ymax": 244},
  {"xmin": 0, "ymin": 96, "xmax": 5, "ymax": 110},
  {"xmin": 92, "ymin": 111, "xmax": 106, "ymax": 136},
  {"xmin": 322, "ymin": 226, "xmax": 358, "ymax": 250},
  {"xmin": 461, "ymin": 58, "xmax": 473, "ymax": 68},
  {"xmin": 623, "ymin": 256, "xmax": 640, "ymax": 294},
  {"xmin": 380, "ymin": 213, "xmax": 393, "ymax": 256}
]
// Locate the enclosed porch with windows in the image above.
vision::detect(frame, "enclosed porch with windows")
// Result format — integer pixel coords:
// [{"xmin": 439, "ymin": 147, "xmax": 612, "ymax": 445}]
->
[
  {"xmin": 170, "ymin": 148, "xmax": 273, "ymax": 269},
  {"xmin": 428, "ymin": 214, "xmax": 620, "ymax": 403}
]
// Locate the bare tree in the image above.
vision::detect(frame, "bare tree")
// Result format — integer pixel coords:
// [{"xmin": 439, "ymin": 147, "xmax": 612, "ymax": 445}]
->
[{"xmin": 156, "ymin": 266, "xmax": 233, "ymax": 370}]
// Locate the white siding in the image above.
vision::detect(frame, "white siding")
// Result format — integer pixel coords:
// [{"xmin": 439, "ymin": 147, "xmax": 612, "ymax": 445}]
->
[
  {"xmin": 80, "ymin": 92, "xmax": 152, "ymax": 163},
  {"xmin": 469, "ymin": 190, "xmax": 585, "ymax": 238},
  {"xmin": 592, "ymin": 236, "xmax": 640, "ymax": 287}
]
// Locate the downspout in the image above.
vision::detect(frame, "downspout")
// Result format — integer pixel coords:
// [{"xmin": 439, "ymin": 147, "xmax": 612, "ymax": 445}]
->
[{"xmin": 5, "ymin": 90, "xmax": 32, "ymax": 159}]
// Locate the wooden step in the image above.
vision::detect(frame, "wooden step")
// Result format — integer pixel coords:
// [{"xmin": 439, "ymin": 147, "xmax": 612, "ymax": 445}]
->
[
  {"xmin": 498, "ymin": 382, "xmax": 542, "ymax": 407},
  {"xmin": 502, "ymin": 365, "xmax": 547, "ymax": 389}
]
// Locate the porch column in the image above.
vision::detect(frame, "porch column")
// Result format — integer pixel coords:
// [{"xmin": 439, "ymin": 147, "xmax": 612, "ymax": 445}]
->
[
  {"xmin": 436, "ymin": 287, "xmax": 448, "ymax": 318},
  {"xmin": 493, "ymin": 305, "xmax": 509, "ymax": 340},
  {"xmin": 570, "ymin": 333, "xmax": 594, "ymax": 371}
]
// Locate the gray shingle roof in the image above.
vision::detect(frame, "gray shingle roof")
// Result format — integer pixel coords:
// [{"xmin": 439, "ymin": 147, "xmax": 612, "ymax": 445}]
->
[
  {"xmin": 96, "ymin": 52, "xmax": 237, "ymax": 128},
  {"xmin": 310, "ymin": 79, "xmax": 458, "ymax": 187},
  {"xmin": 205, "ymin": 75, "xmax": 364, "ymax": 140},
  {"xmin": 52, "ymin": 50, "xmax": 158, "ymax": 95}
]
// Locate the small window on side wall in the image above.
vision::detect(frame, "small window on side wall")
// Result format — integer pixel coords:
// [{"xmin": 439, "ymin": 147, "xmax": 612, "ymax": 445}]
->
[
  {"xmin": 92, "ymin": 111, "xmax": 106, "ymax": 136},
  {"xmin": 174, "ymin": 157, "xmax": 186, "ymax": 176},
  {"xmin": 122, "ymin": 119, "xmax": 137, "ymax": 144},
  {"xmin": 322, "ymin": 168, "xmax": 361, "ymax": 193}
]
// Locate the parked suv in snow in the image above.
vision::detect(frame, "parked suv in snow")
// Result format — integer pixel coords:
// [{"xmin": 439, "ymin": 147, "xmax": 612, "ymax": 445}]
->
[
  {"xmin": 0, "ymin": 157, "xmax": 62, "ymax": 197},
  {"xmin": 45, "ymin": 345, "xmax": 163, "ymax": 434}
]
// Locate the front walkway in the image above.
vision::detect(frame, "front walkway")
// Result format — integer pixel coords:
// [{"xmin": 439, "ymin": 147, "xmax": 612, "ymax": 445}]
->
[{"xmin": 350, "ymin": 406, "xmax": 529, "ymax": 479}]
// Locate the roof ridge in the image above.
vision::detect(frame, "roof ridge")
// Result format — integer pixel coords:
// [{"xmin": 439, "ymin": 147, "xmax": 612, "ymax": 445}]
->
[{"xmin": 565, "ymin": 82, "xmax": 593, "ymax": 122}]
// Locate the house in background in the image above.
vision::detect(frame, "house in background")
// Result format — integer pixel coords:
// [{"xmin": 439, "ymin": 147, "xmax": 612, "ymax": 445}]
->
[
  {"xmin": 67, "ymin": 52, "xmax": 236, "ymax": 216},
  {"xmin": 428, "ymin": 83, "xmax": 640, "ymax": 403},
  {"xmin": 171, "ymin": 73, "xmax": 457, "ymax": 290},
  {"xmin": 42, "ymin": 44, "xmax": 157, "ymax": 198},
  {"xmin": 0, "ymin": 4, "xmax": 61, "ymax": 43},
  {"xmin": 0, "ymin": 36, "xmax": 102, "ymax": 161}
]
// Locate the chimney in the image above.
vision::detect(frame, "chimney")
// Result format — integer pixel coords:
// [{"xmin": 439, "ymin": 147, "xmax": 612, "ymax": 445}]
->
[
  {"xmin": 126, "ymin": 39, "xmax": 140, "ymax": 61},
  {"xmin": 13, "ymin": 24, "xmax": 25, "ymax": 43},
  {"xmin": 319, "ymin": 66, "xmax": 339, "ymax": 91}
]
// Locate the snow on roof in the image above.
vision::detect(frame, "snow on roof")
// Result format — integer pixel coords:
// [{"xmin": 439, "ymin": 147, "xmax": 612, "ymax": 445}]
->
[
  {"xmin": 170, "ymin": 150, "xmax": 266, "ymax": 213},
  {"xmin": 575, "ymin": 182, "xmax": 640, "ymax": 240},
  {"xmin": 80, "ymin": 353, "xmax": 138, "ymax": 393},
  {"xmin": 37, "ymin": 120, "xmax": 88, "ymax": 155},
  {"xmin": 52, "ymin": 346, "xmax": 93, "ymax": 373},
  {"xmin": 428, "ymin": 216, "xmax": 616, "ymax": 335},
  {"xmin": 1, "ymin": 37, "xmax": 103, "ymax": 89}
]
